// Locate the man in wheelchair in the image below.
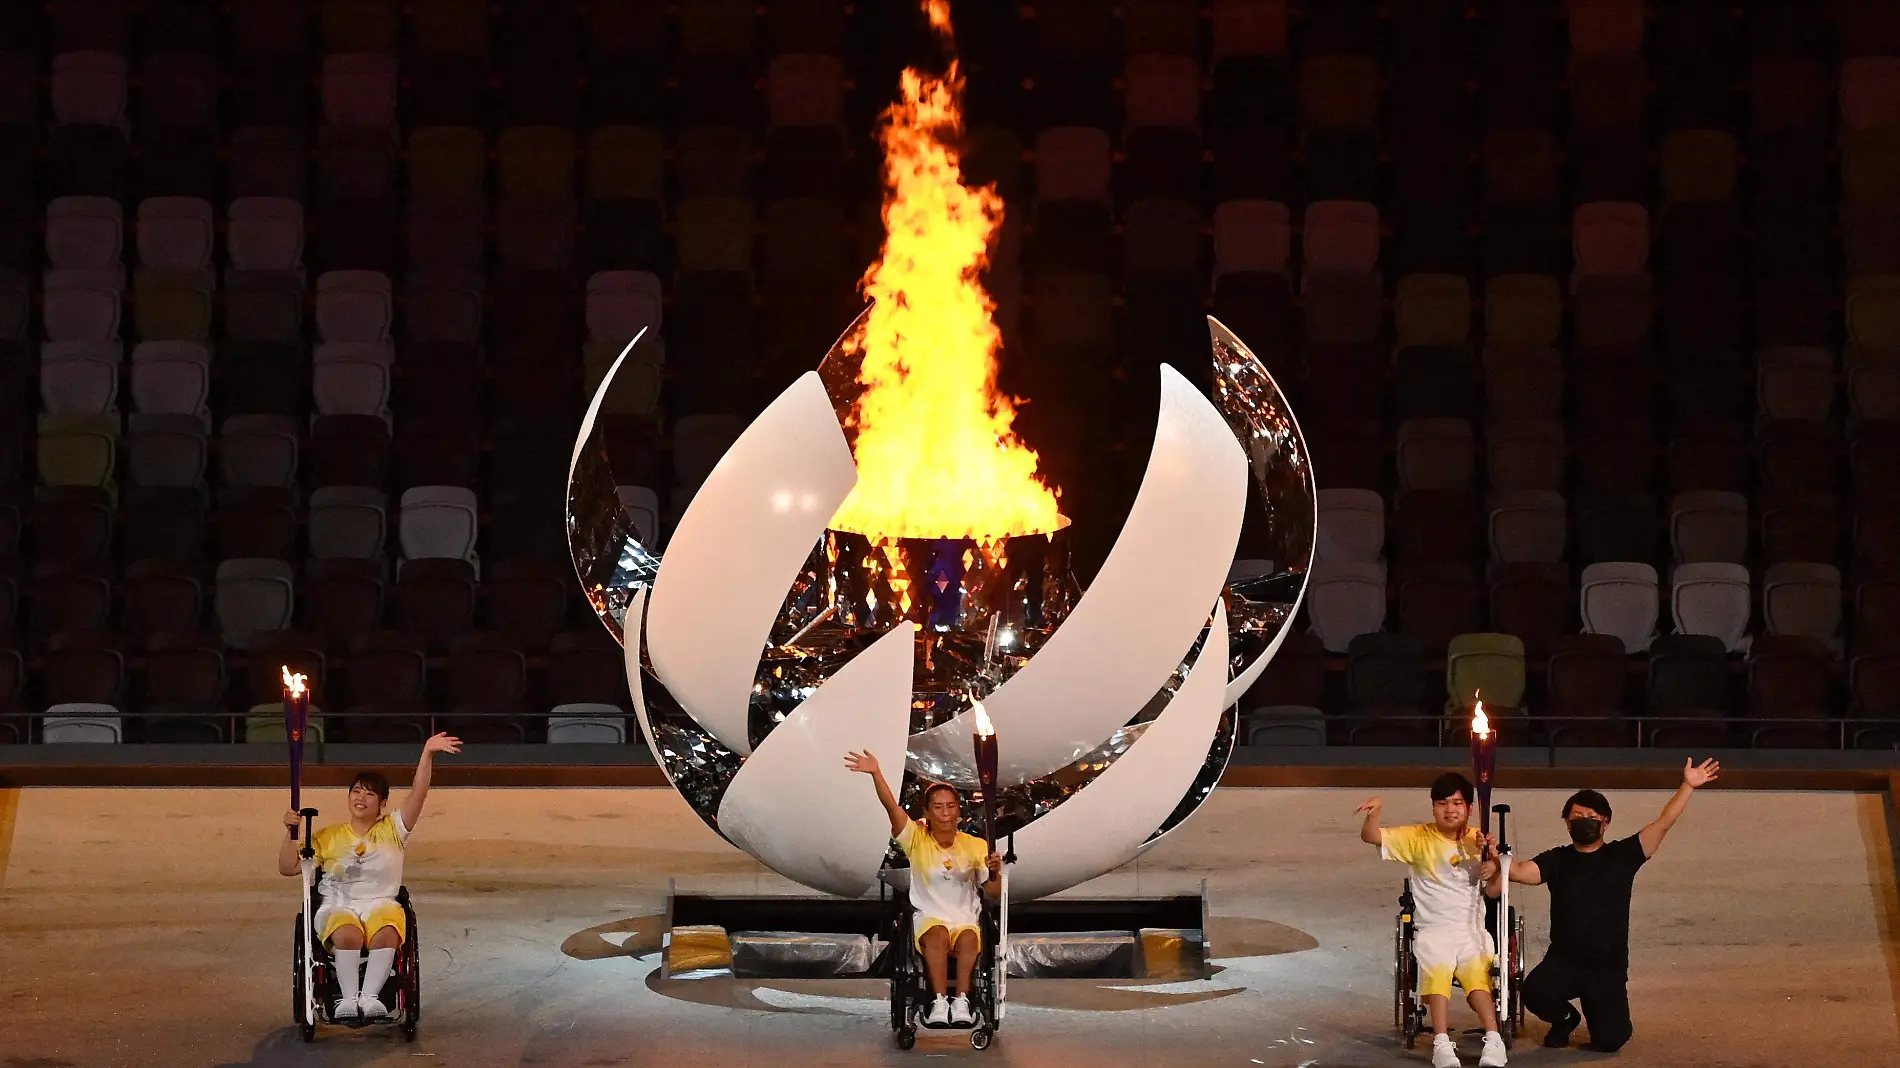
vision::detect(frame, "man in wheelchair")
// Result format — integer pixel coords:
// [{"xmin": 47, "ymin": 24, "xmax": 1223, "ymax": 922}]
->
[
  {"xmin": 277, "ymin": 733, "xmax": 459, "ymax": 1022},
  {"xmin": 846, "ymin": 749, "xmax": 1001, "ymax": 1029},
  {"xmin": 1358, "ymin": 773, "xmax": 1509, "ymax": 1068}
]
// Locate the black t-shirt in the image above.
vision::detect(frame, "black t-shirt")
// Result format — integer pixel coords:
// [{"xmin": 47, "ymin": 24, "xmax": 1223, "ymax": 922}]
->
[{"xmin": 1532, "ymin": 834, "xmax": 1648, "ymax": 967}]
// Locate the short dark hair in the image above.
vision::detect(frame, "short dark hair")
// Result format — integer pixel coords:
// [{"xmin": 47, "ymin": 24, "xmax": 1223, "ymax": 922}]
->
[
  {"xmin": 1562, "ymin": 789, "xmax": 1611, "ymax": 822},
  {"xmin": 1430, "ymin": 772, "xmax": 1474, "ymax": 805},
  {"xmin": 923, "ymin": 782, "xmax": 960, "ymax": 807},
  {"xmin": 349, "ymin": 771, "xmax": 390, "ymax": 801}
]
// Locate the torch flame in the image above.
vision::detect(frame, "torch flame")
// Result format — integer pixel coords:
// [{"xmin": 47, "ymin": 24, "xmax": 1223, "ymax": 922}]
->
[
  {"xmin": 282, "ymin": 667, "xmax": 307, "ymax": 696},
  {"xmin": 971, "ymin": 699, "xmax": 995, "ymax": 738},
  {"xmin": 826, "ymin": 0, "xmax": 1064, "ymax": 541},
  {"xmin": 1471, "ymin": 698, "xmax": 1489, "ymax": 739}
]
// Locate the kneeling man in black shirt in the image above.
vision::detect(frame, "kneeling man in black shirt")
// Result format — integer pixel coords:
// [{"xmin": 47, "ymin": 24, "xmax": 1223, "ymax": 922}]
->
[{"xmin": 1505, "ymin": 757, "xmax": 1720, "ymax": 1052}]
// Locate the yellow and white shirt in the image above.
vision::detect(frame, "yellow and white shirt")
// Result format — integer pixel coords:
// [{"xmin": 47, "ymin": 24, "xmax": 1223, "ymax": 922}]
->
[
  {"xmin": 896, "ymin": 820, "xmax": 989, "ymax": 929},
  {"xmin": 1381, "ymin": 823, "xmax": 1487, "ymax": 936},
  {"xmin": 312, "ymin": 811, "xmax": 410, "ymax": 906}
]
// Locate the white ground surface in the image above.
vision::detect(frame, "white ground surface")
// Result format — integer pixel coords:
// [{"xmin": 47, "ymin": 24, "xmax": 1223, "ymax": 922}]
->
[{"xmin": 0, "ymin": 786, "xmax": 1894, "ymax": 1068}]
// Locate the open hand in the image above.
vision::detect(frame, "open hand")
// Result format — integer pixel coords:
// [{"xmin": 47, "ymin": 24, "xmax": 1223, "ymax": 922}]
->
[
  {"xmin": 1354, "ymin": 797, "xmax": 1383, "ymax": 817},
  {"xmin": 1682, "ymin": 757, "xmax": 1720, "ymax": 788},
  {"xmin": 424, "ymin": 732, "xmax": 462, "ymax": 755},
  {"xmin": 844, "ymin": 750, "xmax": 880, "ymax": 776}
]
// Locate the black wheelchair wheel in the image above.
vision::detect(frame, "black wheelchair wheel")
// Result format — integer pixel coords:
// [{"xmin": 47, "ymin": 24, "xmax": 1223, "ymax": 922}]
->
[
  {"xmin": 401, "ymin": 905, "xmax": 421, "ymax": 1039},
  {"xmin": 971, "ymin": 1026, "xmax": 993, "ymax": 1050},
  {"xmin": 1393, "ymin": 913, "xmax": 1417, "ymax": 1048},
  {"xmin": 292, "ymin": 915, "xmax": 316, "ymax": 1042},
  {"xmin": 896, "ymin": 1025, "xmax": 917, "ymax": 1050}
]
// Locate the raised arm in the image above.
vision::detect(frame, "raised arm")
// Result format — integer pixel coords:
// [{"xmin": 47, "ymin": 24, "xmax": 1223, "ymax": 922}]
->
[
  {"xmin": 1639, "ymin": 757, "xmax": 1719, "ymax": 858},
  {"xmin": 1355, "ymin": 797, "xmax": 1384, "ymax": 845},
  {"xmin": 399, "ymin": 733, "xmax": 461, "ymax": 832},
  {"xmin": 278, "ymin": 809, "xmax": 303, "ymax": 876},
  {"xmin": 845, "ymin": 750, "xmax": 908, "ymax": 837}
]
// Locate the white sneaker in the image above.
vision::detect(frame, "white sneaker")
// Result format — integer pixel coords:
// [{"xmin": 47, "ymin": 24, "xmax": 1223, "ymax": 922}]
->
[
  {"xmin": 1432, "ymin": 1033, "xmax": 1463, "ymax": 1068},
  {"xmin": 1478, "ymin": 1031, "xmax": 1508, "ymax": 1067},
  {"xmin": 923, "ymin": 995, "xmax": 949, "ymax": 1027},
  {"xmin": 331, "ymin": 998, "xmax": 358, "ymax": 1021},
  {"xmin": 357, "ymin": 995, "xmax": 390, "ymax": 1020},
  {"xmin": 949, "ymin": 995, "xmax": 973, "ymax": 1026}
]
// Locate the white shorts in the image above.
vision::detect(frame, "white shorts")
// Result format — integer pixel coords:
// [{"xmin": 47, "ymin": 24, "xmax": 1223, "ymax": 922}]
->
[{"xmin": 1414, "ymin": 924, "xmax": 1495, "ymax": 999}]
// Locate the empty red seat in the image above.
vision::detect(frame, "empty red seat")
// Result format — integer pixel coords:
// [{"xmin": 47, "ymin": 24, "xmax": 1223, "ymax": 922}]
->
[
  {"xmin": 393, "ymin": 557, "xmax": 476, "ymax": 651},
  {"xmin": 341, "ymin": 629, "xmax": 429, "ymax": 742},
  {"xmin": 444, "ymin": 631, "xmax": 531, "ymax": 743}
]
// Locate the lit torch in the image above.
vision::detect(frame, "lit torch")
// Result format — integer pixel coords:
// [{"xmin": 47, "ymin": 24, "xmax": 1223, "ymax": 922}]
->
[
  {"xmin": 971, "ymin": 700, "xmax": 998, "ymax": 849},
  {"xmin": 1470, "ymin": 697, "xmax": 1495, "ymax": 841},
  {"xmin": 283, "ymin": 667, "xmax": 309, "ymax": 838}
]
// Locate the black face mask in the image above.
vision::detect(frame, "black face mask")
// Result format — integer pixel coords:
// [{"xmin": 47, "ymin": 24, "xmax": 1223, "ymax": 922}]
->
[{"xmin": 1568, "ymin": 817, "xmax": 1603, "ymax": 845}]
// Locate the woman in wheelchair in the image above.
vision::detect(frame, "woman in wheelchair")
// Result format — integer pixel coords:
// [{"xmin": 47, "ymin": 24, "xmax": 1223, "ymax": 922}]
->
[
  {"xmin": 277, "ymin": 733, "xmax": 460, "ymax": 1021},
  {"xmin": 846, "ymin": 749, "xmax": 1001, "ymax": 1028},
  {"xmin": 1358, "ymin": 774, "xmax": 1509, "ymax": 1068}
]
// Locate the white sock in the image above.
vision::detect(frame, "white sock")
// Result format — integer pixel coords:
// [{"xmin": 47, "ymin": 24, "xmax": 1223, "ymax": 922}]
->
[
  {"xmin": 333, "ymin": 949, "xmax": 362, "ymax": 1003},
  {"xmin": 359, "ymin": 947, "xmax": 397, "ymax": 1003}
]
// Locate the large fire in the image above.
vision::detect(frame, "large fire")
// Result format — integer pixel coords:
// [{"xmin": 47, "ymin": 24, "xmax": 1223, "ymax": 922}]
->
[{"xmin": 826, "ymin": 0, "xmax": 1064, "ymax": 541}]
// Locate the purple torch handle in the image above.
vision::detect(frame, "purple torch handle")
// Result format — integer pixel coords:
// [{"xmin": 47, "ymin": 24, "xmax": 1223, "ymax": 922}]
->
[
  {"xmin": 1471, "ymin": 731, "xmax": 1495, "ymax": 841},
  {"xmin": 284, "ymin": 682, "xmax": 308, "ymax": 836},
  {"xmin": 973, "ymin": 732, "xmax": 999, "ymax": 850}
]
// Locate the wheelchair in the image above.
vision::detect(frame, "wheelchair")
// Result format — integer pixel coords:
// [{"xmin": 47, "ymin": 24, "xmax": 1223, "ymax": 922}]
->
[
  {"xmin": 291, "ymin": 808, "xmax": 422, "ymax": 1043},
  {"xmin": 1394, "ymin": 804, "xmax": 1525, "ymax": 1050},
  {"xmin": 882, "ymin": 836, "xmax": 1012, "ymax": 1051}
]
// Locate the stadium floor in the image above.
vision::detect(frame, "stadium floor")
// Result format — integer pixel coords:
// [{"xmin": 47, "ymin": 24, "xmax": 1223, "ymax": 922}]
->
[{"xmin": 1, "ymin": 785, "xmax": 1894, "ymax": 1068}]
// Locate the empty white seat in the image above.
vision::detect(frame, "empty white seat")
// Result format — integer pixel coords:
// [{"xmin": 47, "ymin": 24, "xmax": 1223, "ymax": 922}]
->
[
  {"xmin": 129, "ymin": 340, "xmax": 211, "ymax": 420},
  {"xmin": 227, "ymin": 197, "xmax": 306, "ymax": 271},
  {"xmin": 215, "ymin": 557, "xmax": 296, "ymax": 649},
  {"xmin": 314, "ymin": 269, "xmax": 393, "ymax": 342},
  {"xmin": 41, "ymin": 703, "xmax": 124, "ymax": 743},
  {"xmin": 400, "ymin": 485, "xmax": 480, "ymax": 566},
  {"xmin": 45, "ymin": 195, "xmax": 123, "ymax": 269},
  {"xmin": 50, "ymin": 51, "xmax": 128, "ymax": 127},
  {"xmin": 1670, "ymin": 490, "xmax": 1750, "ymax": 565},
  {"xmin": 312, "ymin": 341, "xmax": 393, "ymax": 423},
  {"xmin": 1489, "ymin": 490, "xmax": 1567, "ymax": 564},
  {"xmin": 308, "ymin": 485, "xmax": 387, "ymax": 560},
  {"xmin": 1671, "ymin": 561, "xmax": 1752, "ymax": 653},
  {"xmin": 219, "ymin": 413, "xmax": 299, "ymax": 488},
  {"xmin": 136, "ymin": 197, "xmax": 215, "ymax": 270},
  {"xmin": 125, "ymin": 412, "xmax": 209, "ymax": 488},
  {"xmin": 320, "ymin": 52, "xmax": 400, "ymax": 130},
  {"xmin": 1316, "ymin": 487, "xmax": 1384, "ymax": 563},
  {"xmin": 1580, "ymin": 561, "xmax": 1660, "ymax": 652},
  {"xmin": 586, "ymin": 270, "xmax": 664, "ymax": 344},
  {"xmin": 1573, "ymin": 201, "xmax": 1650, "ymax": 277},
  {"xmin": 615, "ymin": 484, "xmax": 662, "ymax": 547},
  {"xmin": 1032, "ymin": 126, "xmax": 1113, "ymax": 204},
  {"xmin": 42, "ymin": 268, "xmax": 124, "ymax": 341},
  {"xmin": 1243, "ymin": 705, "xmax": 1328, "ymax": 746},
  {"xmin": 1212, "ymin": 199, "xmax": 1292, "ymax": 278},
  {"xmin": 39, "ymin": 340, "xmax": 120, "ymax": 414},
  {"xmin": 1302, "ymin": 200, "xmax": 1381, "ymax": 275},
  {"xmin": 547, "ymin": 705, "xmax": 629, "ymax": 744},
  {"xmin": 1762, "ymin": 561, "xmax": 1843, "ymax": 645},
  {"xmin": 1307, "ymin": 558, "xmax": 1387, "ymax": 653}
]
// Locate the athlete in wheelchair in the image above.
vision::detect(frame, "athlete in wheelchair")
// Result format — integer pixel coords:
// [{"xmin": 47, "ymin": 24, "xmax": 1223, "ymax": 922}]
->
[
  {"xmin": 1358, "ymin": 774, "xmax": 1521, "ymax": 1068},
  {"xmin": 846, "ymin": 750, "xmax": 1008, "ymax": 1050},
  {"xmin": 277, "ymin": 733, "xmax": 459, "ymax": 1041}
]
